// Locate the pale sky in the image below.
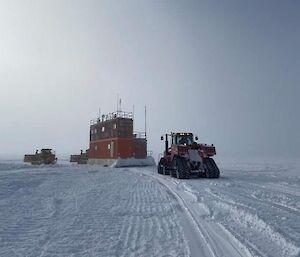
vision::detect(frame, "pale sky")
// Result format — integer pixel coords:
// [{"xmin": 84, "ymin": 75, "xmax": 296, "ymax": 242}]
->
[{"xmin": 0, "ymin": 0, "xmax": 299, "ymax": 159}]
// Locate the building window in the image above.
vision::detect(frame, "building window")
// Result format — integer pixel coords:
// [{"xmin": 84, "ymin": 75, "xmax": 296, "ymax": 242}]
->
[
  {"xmin": 102, "ymin": 126, "xmax": 105, "ymax": 132},
  {"xmin": 113, "ymin": 124, "xmax": 117, "ymax": 129}
]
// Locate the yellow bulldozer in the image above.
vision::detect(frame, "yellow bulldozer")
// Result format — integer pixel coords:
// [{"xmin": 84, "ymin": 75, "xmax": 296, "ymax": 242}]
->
[
  {"xmin": 24, "ymin": 149, "xmax": 57, "ymax": 165},
  {"xmin": 70, "ymin": 149, "xmax": 89, "ymax": 164}
]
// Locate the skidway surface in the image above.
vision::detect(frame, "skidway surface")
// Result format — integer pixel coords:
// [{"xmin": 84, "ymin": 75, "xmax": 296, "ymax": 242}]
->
[{"xmin": 0, "ymin": 159, "xmax": 299, "ymax": 257}]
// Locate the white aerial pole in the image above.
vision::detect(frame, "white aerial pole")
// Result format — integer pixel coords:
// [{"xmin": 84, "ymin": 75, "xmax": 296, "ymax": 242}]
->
[
  {"xmin": 132, "ymin": 105, "xmax": 135, "ymax": 130},
  {"xmin": 145, "ymin": 106, "xmax": 147, "ymax": 140},
  {"xmin": 117, "ymin": 94, "xmax": 119, "ymax": 112}
]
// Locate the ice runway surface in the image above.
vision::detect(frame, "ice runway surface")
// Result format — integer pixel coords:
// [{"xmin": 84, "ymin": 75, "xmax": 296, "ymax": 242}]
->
[{"xmin": 0, "ymin": 158, "xmax": 299, "ymax": 257}]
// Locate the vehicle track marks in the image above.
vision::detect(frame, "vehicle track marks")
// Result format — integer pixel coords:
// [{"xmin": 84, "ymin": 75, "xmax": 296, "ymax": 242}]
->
[{"xmin": 135, "ymin": 168, "xmax": 251, "ymax": 257}]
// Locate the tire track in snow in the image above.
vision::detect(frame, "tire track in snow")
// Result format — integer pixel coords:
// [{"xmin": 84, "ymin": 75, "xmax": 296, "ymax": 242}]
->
[
  {"xmin": 183, "ymin": 174, "xmax": 300, "ymax": 257},
  {"xmin": 210, "ymin": 180, "xmax": 300, "ymax": 215},
  {"xmin": 112, "ymin": 171, "xmax": 189, "ymax": 257},
  {"xmin": 203, "ymin": 182, "xmax": 300, "ymax": 248},
  {"xmin": 134, "ymin": 168, "xmax": 251, "ymax": 257}
]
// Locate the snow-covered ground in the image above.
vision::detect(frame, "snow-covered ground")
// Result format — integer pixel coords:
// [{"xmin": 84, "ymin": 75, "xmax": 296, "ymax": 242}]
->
[{"xmin": 0, "ymin": 158, "xmax": 299, "ymax": 257}]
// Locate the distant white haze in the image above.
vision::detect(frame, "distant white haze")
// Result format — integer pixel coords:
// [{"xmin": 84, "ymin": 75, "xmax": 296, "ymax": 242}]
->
[{"xmin": 0, "ymin": 1, "xmax": 299, "ymax": 160}]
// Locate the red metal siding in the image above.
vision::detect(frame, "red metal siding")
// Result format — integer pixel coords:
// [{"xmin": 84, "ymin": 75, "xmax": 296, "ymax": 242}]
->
[
  {"xmin": 90, "ymin": 118, "xmax": 133, "ymax": 141},
  {"xmin": 89, "ymin": 140, "xmax": 114, "ymax": 159},
  {"xmin": 115, "ymin": 138, "xmax": 133, "ymax": 158},
  {"xmin": 132, "ymin": 139, "xmax": 147, "ymax": 159},
  {"xmin": 89, "ymin": 138, "xmax": 133, "ymax": 159}
]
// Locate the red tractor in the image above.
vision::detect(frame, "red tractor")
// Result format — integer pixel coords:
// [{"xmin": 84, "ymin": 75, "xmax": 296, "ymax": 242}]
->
[{"xmin": 158, "ymin": 132, "xmax": 220, "ymax": 179}]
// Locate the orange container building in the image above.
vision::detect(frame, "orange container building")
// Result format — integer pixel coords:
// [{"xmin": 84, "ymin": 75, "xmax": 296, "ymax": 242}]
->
[{"xmin": 88, "ymin": 111, "xmax": 147, "ymax": 165}]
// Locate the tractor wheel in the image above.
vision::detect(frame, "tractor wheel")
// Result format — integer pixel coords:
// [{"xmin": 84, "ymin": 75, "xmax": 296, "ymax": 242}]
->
[
  {"xmin": 173, "ymin": 156, "xmax": 190, "ymax": 179},
  {"xmin": 170, "ymin": 158, "xmax": 175, "ymax": 177},
  {"xmin": 163, "ymin": 165, "xmax": 170, "ymax": 175},
  {"xmin": 157, "ymin": 158, "xmax": 165, "ymax": 174},
  {"xmin": 203, "ymin": 157, "xmax": 220, "ymax": 178}
]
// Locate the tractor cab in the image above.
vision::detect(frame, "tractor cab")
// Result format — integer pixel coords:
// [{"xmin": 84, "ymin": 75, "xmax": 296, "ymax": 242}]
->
[
  {"xmin": 41, "ymin": 149, "xmax": 53, "ymax": 154},
  {"xmin": 161, "ymin": 132, "xmax": 198, "ymax": 156},
  {"xmin": 172, "ymin": 133, "xmax": 195, "ymax": 146}
]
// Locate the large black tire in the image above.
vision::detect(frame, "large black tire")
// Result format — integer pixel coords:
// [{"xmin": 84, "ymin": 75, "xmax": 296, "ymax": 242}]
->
[
  {"xmin": 163, "ymin": 165, "xmax": 170, "ymax": 175},
  {"xmin": 170, "ymin": 158, "xmax": 176, "ymax": 177},
  {"xmin": 173, "ymin": 156, "xmax": 190, "ymax": 179},
  {"xmin": 157, "ymin": 158, "xmax": 165, "ymax": 174},
  {"xmin": 203, "ymin": 157, "xmax": 220, "ymax": 178}
]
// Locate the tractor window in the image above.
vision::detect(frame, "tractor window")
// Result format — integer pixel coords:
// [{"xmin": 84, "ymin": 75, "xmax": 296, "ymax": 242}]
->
[{"xmin": 176, "ymin": 135, "xmax": 194, "ymax": 145}]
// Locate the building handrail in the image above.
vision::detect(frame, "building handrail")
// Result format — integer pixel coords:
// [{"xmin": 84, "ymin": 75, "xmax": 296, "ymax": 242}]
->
[
  {"xmin": 90, "ymin": 111, "xmax": 133, "ymax": 125},
  {"xmin": 133, "ymin": 132, "xmax": 147, "ymax": 139}
]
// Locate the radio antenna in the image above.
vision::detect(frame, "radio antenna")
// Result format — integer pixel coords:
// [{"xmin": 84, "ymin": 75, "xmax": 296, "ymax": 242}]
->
[
  {"xmin": 117, "ymin": 94, "xmax": 119, "ymax": 112},
  {"xmin": 145, "ymin": 106, "xmax": 147, "ymax": 139},
  {"xmin": 98, "ymin": 107, "xmax": 101, "ymax": 122},
  {"xmin": 132, "ymin": 105, "xmax": 135, "ymax": 130}
]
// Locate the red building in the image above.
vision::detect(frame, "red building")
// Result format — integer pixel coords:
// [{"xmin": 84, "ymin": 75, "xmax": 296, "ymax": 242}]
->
[{"xmin": 88, "ymin": 111, "xmax": 147, "ymax": 164}]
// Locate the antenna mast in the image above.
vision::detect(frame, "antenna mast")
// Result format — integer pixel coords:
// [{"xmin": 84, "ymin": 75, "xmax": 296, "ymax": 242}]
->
[
  {"xmin": 117, "ymin": 94, "xmax": 119, "ymax": 112},
  {"xmin": 145, "ymin": 106, "xmax": 147, "ymax": 140},
  {"xmin": 132, "ymin": 105, "xmax": 135, "ymax": 130}
]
